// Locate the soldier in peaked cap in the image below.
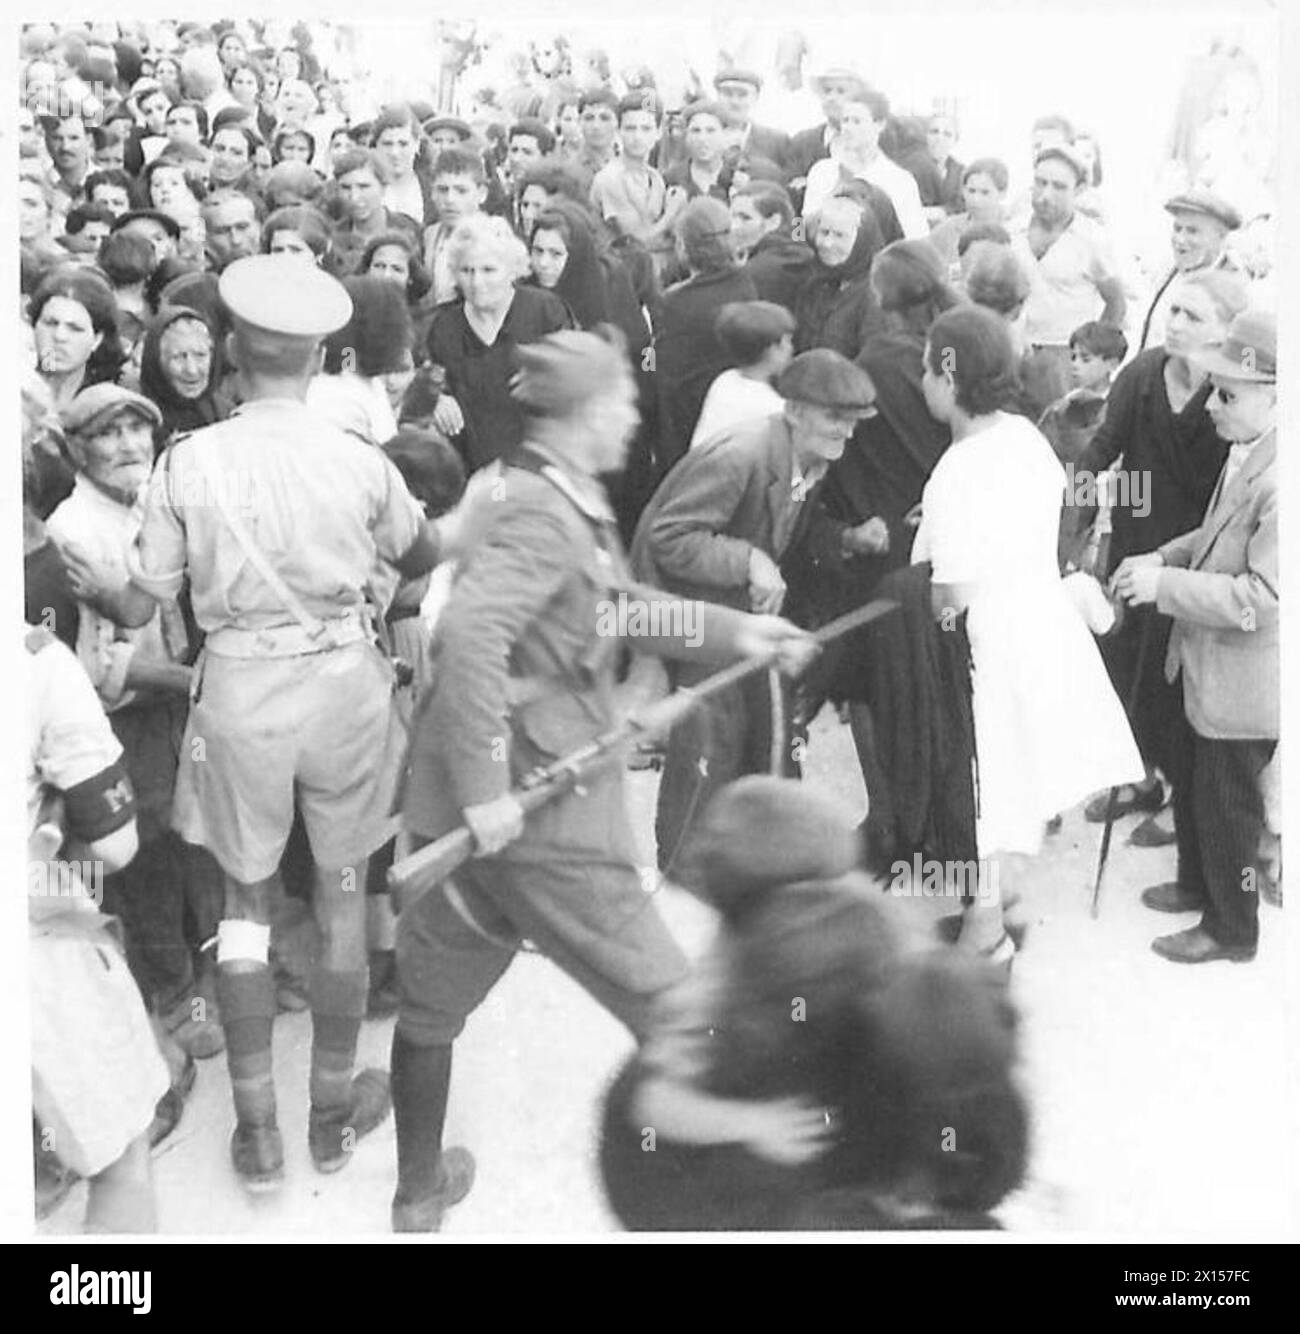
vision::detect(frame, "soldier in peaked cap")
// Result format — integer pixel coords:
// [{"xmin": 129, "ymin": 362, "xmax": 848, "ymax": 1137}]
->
[
  {"xmin": 1138, "ymin": 187, "xmax": 1244, "ymax": 352},
  {"xmin": 389, "ymin": 328, "xmax": 818, "ymax": 1232},
  {"xmin": 112, "ymin": 255, "xmax": 472, "ymax": 1192}
]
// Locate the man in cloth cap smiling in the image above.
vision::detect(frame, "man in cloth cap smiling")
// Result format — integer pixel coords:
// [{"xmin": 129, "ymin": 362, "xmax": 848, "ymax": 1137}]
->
[
  {"xmin": 1112, "ymin": 309, "xmax": 1278, "ymax": 965},
  {"xmin": 1138, "ymin": 187, "xmax": 1244, "ymax": 352},
  {"xmin": 112, "ymin": 256, "xmax": 472, "ymax": 1191}
]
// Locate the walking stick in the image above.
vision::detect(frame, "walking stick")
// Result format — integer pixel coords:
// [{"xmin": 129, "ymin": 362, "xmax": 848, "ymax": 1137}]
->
[
  {"xmin": 1091, "ymin": 607, "xmax": 1154, "ymax": 918},
  {"xmin": 388, "ymin": 597, "xmax": 898, "ymax": 905}
]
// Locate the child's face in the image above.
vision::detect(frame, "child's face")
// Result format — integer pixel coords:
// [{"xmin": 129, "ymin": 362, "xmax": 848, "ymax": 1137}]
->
[
  {"xmin": 434, "ymin": 173, "xmax": 485, "ymax": 225},
  {"xmin": 619, "ymin": 111, "xmax": 658, "ymax": 162},
  {"xmin": 1069, "ymin": 346, "xmax": 1114, "ymax": 391}
]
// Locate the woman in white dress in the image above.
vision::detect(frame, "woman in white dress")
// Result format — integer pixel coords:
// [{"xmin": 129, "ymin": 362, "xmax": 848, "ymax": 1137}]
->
[{"xmin": 912, "ymin": 305, "xmax": 1143, "ymax": 962}]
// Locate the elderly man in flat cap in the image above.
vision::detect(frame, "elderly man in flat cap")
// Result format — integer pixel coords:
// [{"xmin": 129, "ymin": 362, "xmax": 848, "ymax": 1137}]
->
[
  {"xmin": 1113, "ymin": 309, "xmax": 1277, "ymax": 964},
  {"xmin": 632, "ymin": 348, "xmax": 877, "ymax": 872},
  {"xmin": 111, "ymin": 256, "xmax": 472, "ymax": 1191},
  {"xmin": 1137, "ymin": 188, "xmax": 1243, "ymax": 352},
  {"xmin": 390, "ymin": 329, "xmax": 817, "ymax": 1231},
  {"xmin": 50, "ymin": 385, "xmax": 225, "ymax": 1073}
]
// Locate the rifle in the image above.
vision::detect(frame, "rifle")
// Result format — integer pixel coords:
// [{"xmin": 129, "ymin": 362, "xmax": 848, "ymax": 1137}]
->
[{"xmin": 387, "ymin": 596, "xmax": 899, "ymax": 904}]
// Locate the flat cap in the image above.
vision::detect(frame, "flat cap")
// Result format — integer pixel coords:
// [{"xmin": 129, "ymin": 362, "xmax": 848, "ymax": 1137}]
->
[
  {"xmin": 422, "ymin": 115, "xmax": 472, "ymax": 140},
  {"xmin": 1034, "ymin": 144, "xmax": 1088, "ymax": 184},
  {"xmin": 713, "ymin": 68, "xmax": 763, "ymax": 91},
  {"xmin": 111, "ymin": 208, "xmax": 182, "ymax": 240},
  {"xmin": 511, "ymin": 329, "xmax": 630, "ymax": 416},
  {"xmin": 809, "ymin": 66, "xmax": 868, "ymax": 96},
  {"xmin": 62, "ymin": 384, "xmax": 162, "ymax": 437},
  {"xmin": 1164, "ymin": 187, "xmax": 1241, "ymax": 231},
  {"xmin": 778, "ymin": 348, "xmax": 876, "ymax": 412},
  {"xmin": 1195, "ymin": 308, "xmax": 1276, "ymax": 382},
  {"xmin": 218, "ymin": 254, "xmax": 353, "ymax": 337}
]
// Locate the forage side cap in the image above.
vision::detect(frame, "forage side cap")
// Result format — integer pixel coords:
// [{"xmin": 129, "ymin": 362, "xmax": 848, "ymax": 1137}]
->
[{"xmin": 217, "ymin": 254, "xmax": 353, "ymax": 337}]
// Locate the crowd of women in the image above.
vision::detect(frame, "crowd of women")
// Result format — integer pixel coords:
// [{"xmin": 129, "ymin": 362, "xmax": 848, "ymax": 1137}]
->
[{"xmin": 20, "ymin": 17, "xmax": 1279, "ymax": 1233}]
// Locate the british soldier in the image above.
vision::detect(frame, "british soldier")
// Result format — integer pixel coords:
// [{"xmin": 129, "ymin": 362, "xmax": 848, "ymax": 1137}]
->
[
  {"xmin": 111, "ymin": 255, "xmax": 473, "ymax": 1191},
  {"xmin": 390, "ymin": 328, "xmax": 816, "ymax": 1232}
]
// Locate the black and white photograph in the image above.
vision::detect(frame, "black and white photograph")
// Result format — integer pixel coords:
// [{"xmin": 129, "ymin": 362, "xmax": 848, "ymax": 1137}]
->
[{"xmin": 7, "ymin": 0, "xmax": 1295, "ymax": 1259}]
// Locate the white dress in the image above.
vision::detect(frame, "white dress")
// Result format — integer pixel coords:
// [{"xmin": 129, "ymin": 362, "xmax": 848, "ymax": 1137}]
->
[{"xmin": 911, "ymin": 413, "xmax": 1144, "ymax": 857}]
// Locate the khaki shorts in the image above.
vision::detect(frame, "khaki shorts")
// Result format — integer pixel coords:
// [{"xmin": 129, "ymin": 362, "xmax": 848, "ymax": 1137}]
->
[{"xmin": 173, "ymin": 641, "xmax": 402, "ymax": 883}]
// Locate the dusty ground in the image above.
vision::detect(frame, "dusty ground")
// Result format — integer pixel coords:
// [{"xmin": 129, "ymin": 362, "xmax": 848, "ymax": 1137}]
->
[{"xmin": 39, "ymin": 712, "xmax": 1295, "ymax": 1239}]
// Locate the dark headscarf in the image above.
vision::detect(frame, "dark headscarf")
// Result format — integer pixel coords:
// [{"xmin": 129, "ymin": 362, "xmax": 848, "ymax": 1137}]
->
[
  {"xmin": 529, "ymin": 200, "xmax": 609, "ymax": 330},
  {"xmin": 794, "ymin": 204, "xmax": 887, "ymax": 356},
  {"xmin": 139, "ymin": 305, "xmax": 228, "ymax": 438}
]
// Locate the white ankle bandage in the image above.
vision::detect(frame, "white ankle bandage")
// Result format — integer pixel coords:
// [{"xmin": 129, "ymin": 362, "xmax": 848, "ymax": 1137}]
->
[{"xmin": 216, "ymin": 918, "xmax": 271, "ymax": 965}]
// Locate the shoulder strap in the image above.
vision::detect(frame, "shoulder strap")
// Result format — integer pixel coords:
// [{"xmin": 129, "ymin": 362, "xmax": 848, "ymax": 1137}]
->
[{"xmin": 190, "ymin": 451, "xmax": 327, "ymax": 638}]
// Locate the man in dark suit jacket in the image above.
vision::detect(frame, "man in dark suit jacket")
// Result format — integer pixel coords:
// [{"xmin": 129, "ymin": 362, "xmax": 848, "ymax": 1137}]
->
[
  {"xmin": 785, "ymin": 67, "xmax": 869, "ymax": 195},
  {"xmin": 714, "ymin": 69, "xmax": 791, "ymax": 181},
  {"xmin": 632, "ymin": 350, "xmax": 877, "ymax": 872},
  {"xmin": 1112, "ymin": 310, "xmax": 1278, "ymax": 964}
]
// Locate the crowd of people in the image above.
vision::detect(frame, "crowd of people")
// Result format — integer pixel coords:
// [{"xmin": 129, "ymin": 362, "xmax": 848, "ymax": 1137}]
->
[{"xmin": 21, "ymin": 17, "xmax": 1279, "ymax": 1234}]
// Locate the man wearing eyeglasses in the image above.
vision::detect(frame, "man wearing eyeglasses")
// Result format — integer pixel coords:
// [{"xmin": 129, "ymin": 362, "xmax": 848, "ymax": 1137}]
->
[{"xmin": 1112, "ymin": 309, "xmax": 1278, "ymax": 964}]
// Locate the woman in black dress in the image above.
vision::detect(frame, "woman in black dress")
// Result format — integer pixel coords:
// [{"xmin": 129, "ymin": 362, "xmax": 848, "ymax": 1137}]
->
[
  {"xmin": 1079, "ymin": 266, "xmax": 1250, "ymax": 857},
  {"xmin": 653, "ymin": 197, "xmax": 758, "ymax": 475},
  {"xmin": 425, "ymin": 215, "xmax": 572, "ymax": 474},
  {"xmin": 793, "ymin": 193, "xmax": 886, "ymax": 361}
]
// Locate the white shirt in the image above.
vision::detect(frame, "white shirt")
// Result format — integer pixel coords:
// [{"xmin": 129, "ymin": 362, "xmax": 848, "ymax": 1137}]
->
[
  {"xmin": 384, "ymin": 172, "xmax": 425, "ymax": 227},
  {"xmin": 306, "ymin": 372, "xmax": 398, "ymax": 447},
  {"xmin": 46, "ymin": 476, "xmax": 187, "ymax": 712},
  {"xmin": 690, "ymin": 371, "xmax": 784, "ymax": 448},
  {"xmin": 803, "ymin": 152, "xmax": 928, "ymax": 238}
]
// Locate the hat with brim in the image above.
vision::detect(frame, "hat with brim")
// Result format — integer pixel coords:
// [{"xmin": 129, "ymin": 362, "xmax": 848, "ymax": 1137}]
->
[
  {"xmin": 1164, "ymin": 188, "xmax": 1241, "ymax": 232},
  {"xmin": 1194, "ymin": 308, "xmax": 1276, "ymax": 382},
  {"xmin": 422, "ymin": 116, "xmax": 472, "ymax": 140},
  {"xmin": 778, "ymin": 349, "xmax": 876, "ymax": 413},
  {"xmin": 111, "ymin": 209, "xmax": 182, "ymax": 241},
  {"xmin": 61, "ymin": 384, "xmax": 162, "ymax": 437},
  {"xmin": 809, "ymin": 66, "xmax": 867, "ymax": 98},
  {"xmin": 218, "ymin": 254, "xmax": 353, "ymax": 337},
  {"xmin": 713, "ymin": 68, "xmax": 763, "ymax": 92}
]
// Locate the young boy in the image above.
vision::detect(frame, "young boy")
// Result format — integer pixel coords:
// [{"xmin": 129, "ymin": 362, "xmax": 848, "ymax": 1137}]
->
[
  {"xmin": 690, "ymin": 301, "xmax": 796, "ymax": 447},
  {"xmin": 1039, "ymin": 319, "xmax": 1128, "ymax": 572},
  {"xmin": 592, "ymin": 95, "xmax": 668, "ymax": 251},
  {"xmin": 422, "ymin": 146, "xmax": 488, "ymax": 304}
]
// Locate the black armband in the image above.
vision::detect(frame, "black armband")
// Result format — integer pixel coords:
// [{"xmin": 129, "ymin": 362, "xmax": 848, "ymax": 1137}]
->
[{"xmin": 62, "ymin": 762, "xmax": 136, "ymax": 843}]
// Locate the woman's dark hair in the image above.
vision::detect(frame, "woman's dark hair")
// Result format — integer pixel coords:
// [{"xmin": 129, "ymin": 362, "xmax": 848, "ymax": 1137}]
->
[
  {"xmin": 261, "ymin": 204, "xmax": 333, "ymax": 260},
  {"xmin": 732, "ymin": 180, "xmax": 795, "ymax": 232},
  {"xmin": 85, "ymin": 167, "xmax": 133, "ymax": 202},
  {"xmin": 140, "ymin": 153, "xmax": 207, "ymax": 208},
  {"xmin": 925, "ymin": 304, "xmax": 1019, "ymax": 416},
  {"xmin": 272, "ymin": 126, "xmax": 317, "ymax": 164},
  {"xmin": 359, "ymin": 230, "xmax": 432, "ymax": 305},
  {"xmin": 382, "ymin": 428, "xmax": 466, "ymax": 518},
  {"xmin": 64, "ymin": 202, "xmax": 116, "ymax": 236},
  {"xmin": 516, "ymin": 159, "xmax": 588, "ymax": 205},
  {"xmin": 28, "ymin": 267, "xmax": 127, "ymax": 385},
  {"xmin": 871, "ymin": 238, "xmax": 959, "ymax": 329},
  {"xmin": 225, "ymin": 56, "xmax": 265, "ymax": 94},
  {"xmin": 324, "ymin": 276, "xmax": 414, "ymax": 378},
  {"xmin": 962, "ymin": 156, "xmax": 1010, "ymax": 193},
  {"xmin": 98, "ymin": 230, "xmax": 157, "ymax": 287},
  {"xmin": 676, "ymin": 196, "xmax": 735, "ymax": 276},
  {"xmin": 964, "ymin": 245, "xmax": 1031, "ymax": 318},
  {"xmin": 1069, "ymin": 320, "xmax": 1128, "ymax": 363},
  {"xmin": 956, "ymin": 222, "xmax": 1012, "ymax": 258}
]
